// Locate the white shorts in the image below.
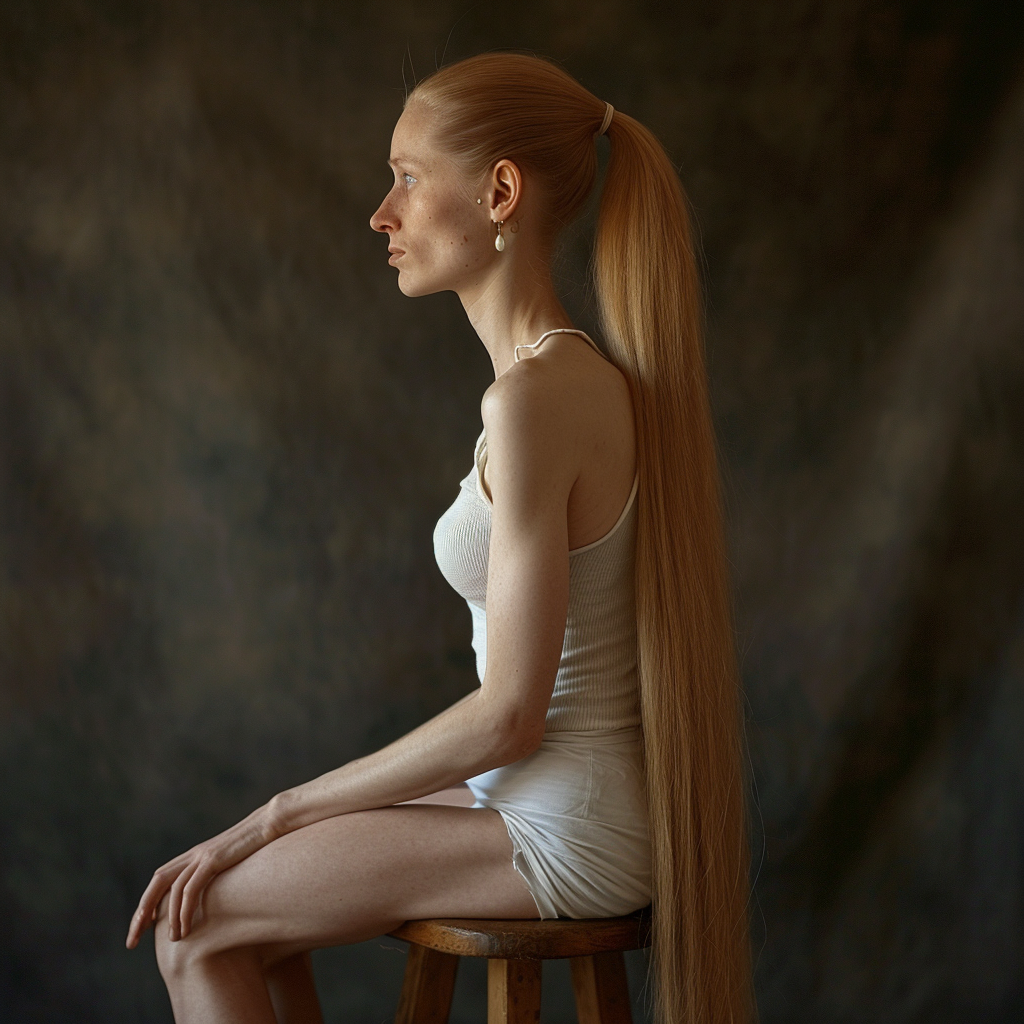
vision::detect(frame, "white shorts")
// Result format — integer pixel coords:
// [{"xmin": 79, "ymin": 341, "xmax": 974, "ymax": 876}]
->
[{"xmin": 465, "ymin": 726, "xmax": 652, "ymax": 919}]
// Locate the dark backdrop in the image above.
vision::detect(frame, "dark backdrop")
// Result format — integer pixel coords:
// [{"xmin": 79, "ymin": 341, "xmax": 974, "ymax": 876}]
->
[{"xmin": 2, "ymin": 2, "xmax": 1022, "ymax": 1021}]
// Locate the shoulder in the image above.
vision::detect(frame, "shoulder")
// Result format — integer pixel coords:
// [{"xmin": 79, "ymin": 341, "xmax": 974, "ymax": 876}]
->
[
  {"xmin": 481, "ymin": 331, "xmax": 618, "ymax": 432},
  {"xmin": 479, "ymin": 355, "xmax": 579, "ymax": 507},
  {"xmin": 481, "ymin": 355, "xmax": 564, "ymax": 437}
]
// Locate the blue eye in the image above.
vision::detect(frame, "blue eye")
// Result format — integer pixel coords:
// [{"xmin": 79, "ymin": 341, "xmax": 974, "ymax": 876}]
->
[{"xmin": 403, "ymin": 173, "xmax": 417, "ymax": 185}]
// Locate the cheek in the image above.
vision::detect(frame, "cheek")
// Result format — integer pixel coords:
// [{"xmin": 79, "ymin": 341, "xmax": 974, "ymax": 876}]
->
[{"xmin": 426, "ymin": 193, "xmax": 476, "ymax": 241}]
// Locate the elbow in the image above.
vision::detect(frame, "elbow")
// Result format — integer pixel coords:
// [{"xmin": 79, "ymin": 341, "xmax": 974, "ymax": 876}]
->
[
  {"xmin": 484, "ymin": 710, "xmax": 546, "ymax": 766},
  {"xmin": 506, "ymin": 723, "xmax": 546, "ymax": 762}
]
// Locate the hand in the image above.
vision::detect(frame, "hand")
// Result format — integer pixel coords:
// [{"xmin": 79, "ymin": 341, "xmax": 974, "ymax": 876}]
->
[{"xmin": 125, "ymin": 802, "xmax": 282, "ymax": 949}]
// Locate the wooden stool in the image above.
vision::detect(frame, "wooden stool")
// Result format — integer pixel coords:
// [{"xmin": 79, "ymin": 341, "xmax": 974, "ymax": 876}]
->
[{"xmin": 388, "ymin": 906, "xmax": 651, "ymax": 1024}]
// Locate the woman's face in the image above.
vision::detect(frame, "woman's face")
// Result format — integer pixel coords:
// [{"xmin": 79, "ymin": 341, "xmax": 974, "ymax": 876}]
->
[{"xmin": 369, "ymin": 102, "xmax": 495, "ymax": 298}]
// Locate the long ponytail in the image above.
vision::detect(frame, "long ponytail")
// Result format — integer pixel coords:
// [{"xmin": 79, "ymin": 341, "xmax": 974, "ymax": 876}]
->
[
  {"xmin": 595, "ymin": 109, "xmax": 755, "ymax": 1024},
  {"xmin": 410, "ymin": 52, "xmax": 755, "ymax": 1024}
]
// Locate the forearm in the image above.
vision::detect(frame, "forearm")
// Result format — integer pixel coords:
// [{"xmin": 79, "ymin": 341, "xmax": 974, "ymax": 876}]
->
[{"xmin": 268, "ymin": 688, "xmax": 538, "ymax": 835}]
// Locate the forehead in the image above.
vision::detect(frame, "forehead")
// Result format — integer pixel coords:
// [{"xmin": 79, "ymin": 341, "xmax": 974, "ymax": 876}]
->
[{"xmin": 389, "ymin": 102, "xmax": 439, "ymax": 167}]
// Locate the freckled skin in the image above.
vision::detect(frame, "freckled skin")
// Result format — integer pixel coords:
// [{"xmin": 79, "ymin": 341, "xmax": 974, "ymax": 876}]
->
[
  {"xmin": 122, "ymin": 87, "xmax": 637, "ymax": 1022},
  {"xmin": 369, "ymin": 101, "xmax": 514, "ymax": 301},
  {"xmin": 367, "ymin": 99, "xmax": 580, "ymax": 390}
]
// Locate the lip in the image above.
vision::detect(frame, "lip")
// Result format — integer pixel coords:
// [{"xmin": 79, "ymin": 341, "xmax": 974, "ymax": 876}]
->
[{"xmin": 388, "ymin": 248, "xmax": 405, "ymax": 265}]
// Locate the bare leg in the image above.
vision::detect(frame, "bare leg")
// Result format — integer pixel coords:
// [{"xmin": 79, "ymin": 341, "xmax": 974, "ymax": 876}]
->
[
  {"xmin": 265, "ymin": 952, "xmax": 324, "ymax": 1024},
  {"xmin": 260, "ymin": 787, "xmax": 476, "ymax": 1022},
  {"xmin": 157, "ymin": 942, "xmax": 277, "ymax": 1023},
  {"xmin": 399, "ymin": 783, "xmax": 477, "ymax": 807},
  {"xmin": 154, "ymin": 803, "xmax": 539, "ymax": 1023}
]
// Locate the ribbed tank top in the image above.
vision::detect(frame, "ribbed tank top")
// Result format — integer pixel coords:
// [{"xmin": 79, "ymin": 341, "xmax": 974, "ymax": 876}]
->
[{"xmin": 432, "ymin": 329, "xmax": 640, "ymax": 733}]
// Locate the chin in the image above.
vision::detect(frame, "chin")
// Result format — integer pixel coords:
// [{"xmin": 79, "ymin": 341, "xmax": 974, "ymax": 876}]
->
[{"xmin": 397, "ymin": 272, "xmax": 447, "ymax": 299}]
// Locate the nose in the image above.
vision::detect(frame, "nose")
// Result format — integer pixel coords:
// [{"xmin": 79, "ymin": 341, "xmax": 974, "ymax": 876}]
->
[{"xmin": 370, "ymin": 192, "xmax": 397, "ymax": 234}]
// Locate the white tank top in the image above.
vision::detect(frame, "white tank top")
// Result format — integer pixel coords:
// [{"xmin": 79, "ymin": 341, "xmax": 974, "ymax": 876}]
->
[{"xmin": 432, "ymin": 329, "xmax": 640, "ymax": 733}]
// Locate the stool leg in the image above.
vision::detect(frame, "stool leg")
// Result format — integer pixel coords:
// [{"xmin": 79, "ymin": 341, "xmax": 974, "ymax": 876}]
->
[
  {"xmin": 487, "ymin": 958, "xmax": 542, "ymax": 1024},
  {"xmin": 394, "ymin": 943, "xmax": 459, "ymax": 1024},
  {"xmin": 570, "ymin": 951, "xmax": 633, "ymax": 1024}
]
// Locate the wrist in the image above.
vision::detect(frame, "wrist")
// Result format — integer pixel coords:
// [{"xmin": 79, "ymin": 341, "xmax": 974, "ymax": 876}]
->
[{"xmin": 265, "ymin": 790, "xmax": 298, "ymax": 838}]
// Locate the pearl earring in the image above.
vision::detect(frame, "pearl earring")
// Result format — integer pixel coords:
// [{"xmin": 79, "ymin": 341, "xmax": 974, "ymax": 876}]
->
[{"xmin": 495, "ymin": 220, "xmax": 505, "ymax": 251}]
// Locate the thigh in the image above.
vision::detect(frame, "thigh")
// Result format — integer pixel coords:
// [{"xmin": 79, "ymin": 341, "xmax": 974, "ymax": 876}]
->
[
  {"xmin": 399, "ymin": 784, "xmax": 476, "ymax": 807},
  {"xmin": 157, "ymin": 804, "xmax": 538, "ymax": 965}
]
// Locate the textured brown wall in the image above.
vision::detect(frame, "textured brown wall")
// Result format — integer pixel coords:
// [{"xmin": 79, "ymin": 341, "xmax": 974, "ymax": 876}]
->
[{"xmin": 1, "ymin": 2, "xmax": 1022, "ymax": 1021}]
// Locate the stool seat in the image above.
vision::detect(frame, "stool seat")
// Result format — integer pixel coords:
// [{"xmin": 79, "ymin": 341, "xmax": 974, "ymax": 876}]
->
[
  {"xmin": 390, "ymin": 906, "xmax": 652, "ymax": 959},
  {"xmin": 388, "ymin": 907, "xmax": 651, "ymax": 1024}
]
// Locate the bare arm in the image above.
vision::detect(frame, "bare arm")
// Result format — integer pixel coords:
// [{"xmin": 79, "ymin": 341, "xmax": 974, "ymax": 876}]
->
[
  {"xmin": 127, "ymin": 364, "xmax": 577, "ymax": 947},
  {"xmin": 270, "ymin": 368, "xmax": 575, "ymax": 833},
  {"xmin": 269, "ymin": 687, "xmax": 522, "ymax": 832}
]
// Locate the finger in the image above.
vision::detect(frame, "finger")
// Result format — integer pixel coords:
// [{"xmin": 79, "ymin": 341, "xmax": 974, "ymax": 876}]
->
[
  {"xmin": 168, "ymin": 860, "xmax": 201, "ymax": 942},
  {"xmin": 133, "ymin": 856, "xmax": 190, "ymax": 918},
  {"xmin": 126, "ymin": 847, "xmax": 205, "ymax": 949},
  {"xmin": 179, "ymin": 859, "xmax": 216, "ymax": 939},
  {"xmin": 127, "ymin": 891, "xmax": 163, "ymax": 949},
  {"xmin": 167, "ymin": 862, "xmax": 198, "ymax": 941},
  {"xmin": 126, "ymin": 912, "xmax": 145, "ymax": 949},
  {"xmin": 126, "ymin": 868, "xmax": 176, "ymax": 949},
  {"xmin": 126, "ymin": 903, "xmax": 150, "ymax": 949}
]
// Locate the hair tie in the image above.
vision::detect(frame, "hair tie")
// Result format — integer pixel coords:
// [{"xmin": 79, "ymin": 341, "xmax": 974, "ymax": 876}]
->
[{"xmin": 597, "ymin": 101, "xmax": 614, "ymax": 137}]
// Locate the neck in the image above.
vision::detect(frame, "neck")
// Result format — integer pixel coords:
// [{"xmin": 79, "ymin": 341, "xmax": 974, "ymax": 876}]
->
[{"xmin": 458, "ymin": 250, "xmax": 574, "ymax": 379}]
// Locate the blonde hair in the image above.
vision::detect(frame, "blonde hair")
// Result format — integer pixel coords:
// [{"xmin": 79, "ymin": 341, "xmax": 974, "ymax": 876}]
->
[{"xmin": 409, "ymin": 52, "xmax": 755, "ymax": 1024}]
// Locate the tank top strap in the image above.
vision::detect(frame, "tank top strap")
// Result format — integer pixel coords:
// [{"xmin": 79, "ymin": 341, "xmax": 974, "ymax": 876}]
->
[{"xmin": 514, "ymin": 328, "xmax": 608, "ymax": 363}]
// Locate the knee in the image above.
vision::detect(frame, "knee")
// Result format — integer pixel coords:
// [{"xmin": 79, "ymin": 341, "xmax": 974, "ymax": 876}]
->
[
  {"xmin": 153, "ymin": 892, "xmax": 266, "ymax": 985},
  {"xmin": 153, "ymin": 893, "xmax": 196, "ymax": 983},
  {"xmin": 153, "ymin": 892, "xmax": 222, "ymax": 983}
]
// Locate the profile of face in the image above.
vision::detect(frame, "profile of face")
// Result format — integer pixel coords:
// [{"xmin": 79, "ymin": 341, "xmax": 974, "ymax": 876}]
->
[{"xmin": 369, "ymin": 101, "xmax": 510, "ymax": 298}]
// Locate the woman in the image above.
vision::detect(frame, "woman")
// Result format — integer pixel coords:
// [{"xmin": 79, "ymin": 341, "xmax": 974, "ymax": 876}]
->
[{"xmin": 126, "ymin": 52, "xmax": 754, "ymax": 1024}]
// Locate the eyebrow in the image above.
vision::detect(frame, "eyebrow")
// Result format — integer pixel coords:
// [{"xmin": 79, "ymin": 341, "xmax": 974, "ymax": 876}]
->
[{"xmin": 387, "ymin": 157, "xmax": 421, "ymax": 170}]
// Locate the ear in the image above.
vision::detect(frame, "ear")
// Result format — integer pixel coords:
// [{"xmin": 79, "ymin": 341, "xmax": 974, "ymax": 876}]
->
[{"xmin": 489, "ymin": 158, "xmax": 523, "ymax": 221}]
